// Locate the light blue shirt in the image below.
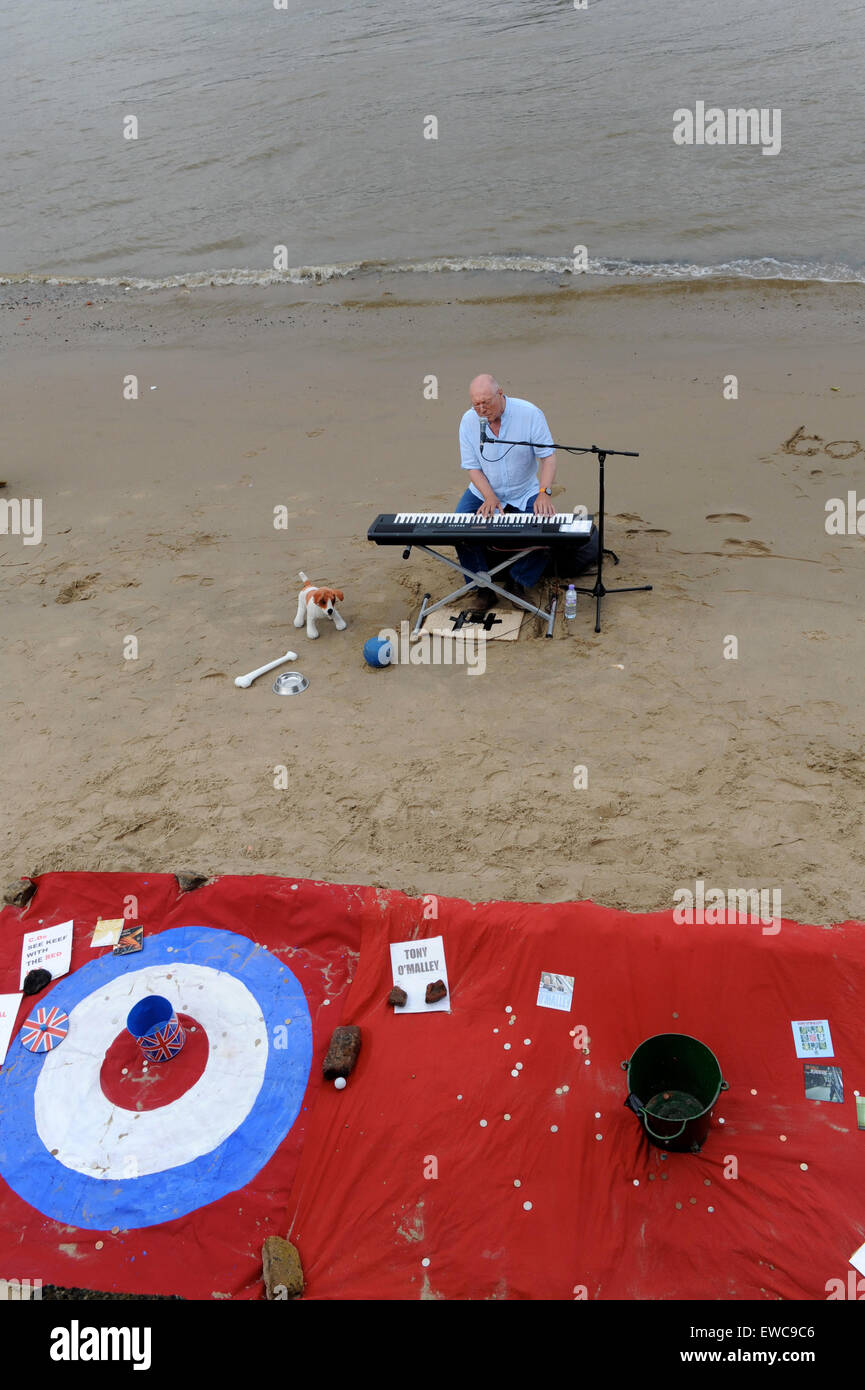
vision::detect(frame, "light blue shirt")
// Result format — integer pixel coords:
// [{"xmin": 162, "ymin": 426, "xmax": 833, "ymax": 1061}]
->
[{"xmin": 459, "ymin": 396, "xmax": 555, "ymax": 510}]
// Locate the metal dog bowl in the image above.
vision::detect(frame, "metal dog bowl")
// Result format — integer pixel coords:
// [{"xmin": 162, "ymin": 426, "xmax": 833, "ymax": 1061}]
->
[{"xmin": 273, "ymin": 671, "xmax": 309, "ymax": 695}]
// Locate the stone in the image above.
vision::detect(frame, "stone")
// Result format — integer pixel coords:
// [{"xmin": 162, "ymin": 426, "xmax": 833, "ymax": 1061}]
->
[
  {"xmin": 261, "ymin": 1236, "xmax": 304, "ymax": 1300},
  {"xmin": 22, "ymin": 969, "xmax": 52, "ymax": 996},
  {"xmin": 175, "ymin": 872, "xmax": 208, "ymax": 893},
  {"xmin": 322, "ymin": 1025, "xmax": 361, "ymax": 1080},
  {"xmin": 4, "ymin": 879, "xmax": 36, "ymax": 908},
  {"xmin": 425, "ymin": 979, "xmax": 447, "ymax": 1004},
  {"xmin": 387, "ymin": 986, "xmax": 407, "ymax": 1008}
]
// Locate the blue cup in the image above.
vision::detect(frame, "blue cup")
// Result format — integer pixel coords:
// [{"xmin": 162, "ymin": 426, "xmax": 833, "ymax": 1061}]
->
[
  {"xmin": 126, "ymin": 994, "xmax": 185, "ymax": 1062},
  {"xmin": 363, "ymin": 636, "xmax": 392, "ymax": 667}
]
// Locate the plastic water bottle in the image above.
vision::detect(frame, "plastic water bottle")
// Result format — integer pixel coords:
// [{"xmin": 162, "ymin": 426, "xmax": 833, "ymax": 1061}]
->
[{"xmin": 564, "ymin": 584, "xmax": 577, "ymax": 620}]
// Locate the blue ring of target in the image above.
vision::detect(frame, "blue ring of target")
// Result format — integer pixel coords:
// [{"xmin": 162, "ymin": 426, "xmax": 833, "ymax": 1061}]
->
[{"xmin": 0, "ymin": 926, "xmax": 313, "ymax": 1230}]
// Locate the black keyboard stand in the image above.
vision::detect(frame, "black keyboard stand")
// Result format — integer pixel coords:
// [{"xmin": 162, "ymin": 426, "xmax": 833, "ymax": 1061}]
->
[
  {"xmin": 409, "ymin": 544, "xmax": 558, "ymax": 638},
  {"xmin": 572, "ymin": 449, "xmax": 652, "ymax": 633}
]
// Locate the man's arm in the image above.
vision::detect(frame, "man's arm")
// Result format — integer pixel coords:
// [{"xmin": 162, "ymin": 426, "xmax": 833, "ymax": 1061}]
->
[
  {"xmin": 467, "ymin": 468, "xmax": 503, "ymax": 517},
  {"xmin": 534, "ymin": 451, "xmax": 557, "ymax": 515},
  {"xmin": 530, "ymin": 405, "xmax": 557, "ymax": 514}
]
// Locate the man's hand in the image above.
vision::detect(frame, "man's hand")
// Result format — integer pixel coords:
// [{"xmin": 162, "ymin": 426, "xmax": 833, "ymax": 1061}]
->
[
  {"xmin": 479, "ymin": 495, "xmax": 503, "ymax": 517},
  {"xmin": 533, "ymin": 491, "xmax": 556, "ymax": 517}
]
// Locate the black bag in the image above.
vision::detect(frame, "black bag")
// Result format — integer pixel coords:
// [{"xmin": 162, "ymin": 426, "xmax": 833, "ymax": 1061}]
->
[
  {"xmin": 487, "ymin": 521, "xmax": 600, "ymax": 581},
  {"xmin": 548, "ymin": 524, "xmax": 599, "ymax": 578}
]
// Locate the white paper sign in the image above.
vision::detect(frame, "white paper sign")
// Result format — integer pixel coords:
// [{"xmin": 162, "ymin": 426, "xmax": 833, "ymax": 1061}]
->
[
  {"xmin": 791, "ymin": 1019, "xmax": 834, "ymax": 1059},
  {"xmin": 0, "ymin": 993, "xmax": 23, "ymax": 1067},
  {"xmin": 19, "ymin": 919, "xmax": 74, "ymax": 989},
  {"xmin": 389, "ymin": 935, "xmax": 449, "ymax": 1014}
]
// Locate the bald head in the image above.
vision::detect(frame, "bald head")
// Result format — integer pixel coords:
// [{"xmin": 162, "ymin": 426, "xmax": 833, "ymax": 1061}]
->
[{"xmin": 469, "ymin": 374, "xmax": 505, "ymax": 423}]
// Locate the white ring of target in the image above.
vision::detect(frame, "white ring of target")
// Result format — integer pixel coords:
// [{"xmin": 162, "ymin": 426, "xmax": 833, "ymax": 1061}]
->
[{"xmin": 34, "ymin": 963, "xmax": 267, "ymax": 1179}]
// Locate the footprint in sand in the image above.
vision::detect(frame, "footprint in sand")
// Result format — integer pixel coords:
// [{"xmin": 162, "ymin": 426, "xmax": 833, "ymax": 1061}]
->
[
  {"xmin": 722, "ymin": 538, "xmax": 772, "ymax": 555},
  {"xmin": 56, "ymin": 574, "xmax": 100, "ymax": 604},
  {"xmin": 706, "ymin": 513, "xmax": 751, "ymax": 522},
  {"xmin": 626, "ymin": 527, "xmax": 670, "ymax": 537}
]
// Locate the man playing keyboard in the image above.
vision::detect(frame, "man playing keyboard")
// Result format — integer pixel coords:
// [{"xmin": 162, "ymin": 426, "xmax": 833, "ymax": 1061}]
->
[{"xmin": 456, "ymin": 374, "xmax": 557, "ymax": 597}]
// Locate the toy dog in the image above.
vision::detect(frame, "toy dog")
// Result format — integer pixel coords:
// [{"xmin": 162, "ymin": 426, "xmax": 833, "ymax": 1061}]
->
[{"xmin": 294, "ymin": 571, "xmax": 347, "ymax": 640}]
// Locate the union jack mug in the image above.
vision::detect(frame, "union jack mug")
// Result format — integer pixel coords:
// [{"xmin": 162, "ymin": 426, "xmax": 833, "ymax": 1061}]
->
[{"xmin": 126, "ymin": 994, "xmax": 185, "ymax": 1062}]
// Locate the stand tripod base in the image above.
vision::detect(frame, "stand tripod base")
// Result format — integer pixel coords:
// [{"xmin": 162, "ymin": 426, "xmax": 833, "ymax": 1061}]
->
[{"xmin": 573, "ymin": 580, "xmax": 653, "ymax": 634}]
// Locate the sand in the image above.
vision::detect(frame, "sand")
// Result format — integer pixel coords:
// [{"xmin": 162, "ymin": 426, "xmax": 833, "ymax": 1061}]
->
[{"xmin": 2, "ymin": 272, "xmax": 864, "ymax": 924}]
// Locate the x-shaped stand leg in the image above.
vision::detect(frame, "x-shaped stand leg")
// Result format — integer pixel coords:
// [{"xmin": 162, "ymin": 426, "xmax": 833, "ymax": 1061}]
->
[{"xmin": 409, "ymin": 545, "xmax": 557, "ymax": 638}]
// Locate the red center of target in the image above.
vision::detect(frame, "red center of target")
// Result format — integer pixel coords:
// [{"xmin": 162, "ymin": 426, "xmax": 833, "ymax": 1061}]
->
[{"xmin": 99, "ymin": 1013, "xmax": 209, "ymax": 1111}]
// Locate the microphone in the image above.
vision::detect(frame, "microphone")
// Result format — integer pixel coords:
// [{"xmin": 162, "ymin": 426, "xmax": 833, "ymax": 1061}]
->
[{"xmin": 479, "ymin": 417, "xmax": 488, "ymax": 454}]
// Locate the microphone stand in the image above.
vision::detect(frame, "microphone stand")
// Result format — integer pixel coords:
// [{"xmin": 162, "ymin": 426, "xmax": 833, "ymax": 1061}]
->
[{"xmin": 480, "ymin": 430, "xmax": 652, "ymax": 633}]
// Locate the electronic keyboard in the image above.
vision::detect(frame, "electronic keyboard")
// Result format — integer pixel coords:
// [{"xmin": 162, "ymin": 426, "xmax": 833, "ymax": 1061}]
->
[{"xmin": 368, "ymin": 512, "xmax": 594, "ymax": 545}]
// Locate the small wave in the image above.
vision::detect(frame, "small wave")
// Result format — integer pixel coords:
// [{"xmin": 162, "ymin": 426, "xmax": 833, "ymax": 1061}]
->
[{"xmin": 1, "ymin": 252, "xmax": 862, "ymax": 290}]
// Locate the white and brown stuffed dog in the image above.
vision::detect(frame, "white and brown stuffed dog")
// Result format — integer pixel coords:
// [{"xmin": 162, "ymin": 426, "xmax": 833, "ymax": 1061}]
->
[{"xmin": 294, "ymin": 571, "xmax": 347, "ymax": 639}]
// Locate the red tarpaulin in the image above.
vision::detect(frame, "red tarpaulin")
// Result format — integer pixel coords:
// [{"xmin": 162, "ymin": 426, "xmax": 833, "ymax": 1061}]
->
[{"xmin": 1, "ymin": 873, "xmax": 863, "ymax": 1300}]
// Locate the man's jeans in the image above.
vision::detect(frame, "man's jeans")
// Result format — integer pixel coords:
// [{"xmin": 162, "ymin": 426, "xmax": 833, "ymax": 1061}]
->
[{"xmin": 454, "ymin": 487, "xmax": 550, "ymax": 590}]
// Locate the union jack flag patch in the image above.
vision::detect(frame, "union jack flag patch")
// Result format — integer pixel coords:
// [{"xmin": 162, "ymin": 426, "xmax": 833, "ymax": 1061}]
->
[
  {"xmin": 20, "ymin": 1005, "xmax": 69, "ymax": 1053},
  {"xmin": 140, "ymin": 1015, "xmax": 185, "ymax": 1062}
]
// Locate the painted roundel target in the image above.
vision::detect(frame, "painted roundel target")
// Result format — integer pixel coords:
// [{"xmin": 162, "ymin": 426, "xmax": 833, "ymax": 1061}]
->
[{"xmin": 0, "ymin": 926, "xmax": 313, "ymax": 1230}]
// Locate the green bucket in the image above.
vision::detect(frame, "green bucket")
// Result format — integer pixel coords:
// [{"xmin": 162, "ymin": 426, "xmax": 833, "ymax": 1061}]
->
[{"xmin": 622, "ymin": 1033, "xmax": 728, "ymax": 1153}]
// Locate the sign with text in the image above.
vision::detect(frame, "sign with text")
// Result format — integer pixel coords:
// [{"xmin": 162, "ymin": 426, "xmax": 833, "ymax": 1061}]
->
[
  {"xmin": 791, "ymin": 1018, "xmax": 834, "ymax": 1059},
  {"xmin": 19, "ymin": 920, "xmax": 73, "ymax": 989},
  {"xmin": 389, "ymin": 935, "xmax": 449, "ymax": 1014}
]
